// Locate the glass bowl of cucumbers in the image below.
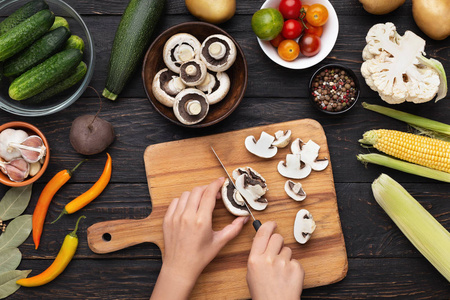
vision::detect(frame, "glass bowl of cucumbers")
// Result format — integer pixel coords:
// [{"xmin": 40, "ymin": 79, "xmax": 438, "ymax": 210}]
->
[{"xmin": 0, "ymin": 0, "xmax": 95, "ymax": 116}]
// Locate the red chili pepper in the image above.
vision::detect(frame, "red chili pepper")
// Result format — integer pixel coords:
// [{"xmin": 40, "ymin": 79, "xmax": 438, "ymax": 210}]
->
[
  {"xmin": 32, "ymin": 160, "xmax": 86, "ymax": 250},
  {"xmin": 52, "ymin": 153, "xmax": 112, "ymax": 223}
]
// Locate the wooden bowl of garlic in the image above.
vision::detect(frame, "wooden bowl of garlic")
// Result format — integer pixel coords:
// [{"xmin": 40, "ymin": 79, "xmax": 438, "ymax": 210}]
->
[{"xmin": 0, "ymin": 121, "xmax": 50, "ymax": 187}]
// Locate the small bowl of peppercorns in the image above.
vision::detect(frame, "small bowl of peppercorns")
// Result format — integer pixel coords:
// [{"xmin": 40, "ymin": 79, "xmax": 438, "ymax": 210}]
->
[{"xmin": 309, "ymin": 64, "xmax": 360, "ymax": 114}]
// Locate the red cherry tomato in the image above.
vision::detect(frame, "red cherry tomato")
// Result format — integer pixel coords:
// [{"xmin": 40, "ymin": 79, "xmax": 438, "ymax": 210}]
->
[
  {"xmin": 278, "ymin": 39, "xmax": 300, "ymax": 61},
  {"xmin": 304, "ymin": 22, "xmax": 323, "ymax": 37},
  {"xmin": 306, "ymin": 4, "xmax": 329, "ymax": 27},
  {"xmin": 299, "ymin": 33, "xmax": 321, "ymax": 57},
  {"xmin": 278, "ymin": 0, "xmax": 302, "ymax": 19},
  {"xmin": 270, "ymin": 33, "xmax": 285, "ymax": 47},
  {"xmin": 281, "ymin": 19, "xmax": 302, "ymax": 39}
]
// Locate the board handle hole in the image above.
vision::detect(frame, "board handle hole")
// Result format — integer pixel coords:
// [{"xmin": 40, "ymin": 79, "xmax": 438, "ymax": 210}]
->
[{"xmin": 102, "ymin": 233, "xmax": 112, "ymax": 242}]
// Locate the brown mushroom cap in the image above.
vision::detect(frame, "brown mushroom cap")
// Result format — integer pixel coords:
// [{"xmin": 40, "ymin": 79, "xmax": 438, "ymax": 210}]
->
[
  {"xmin": 179, "ymin": 59, "xmax": 207, "ymax": 86},
  {"xmin": 152, "ymin": 68, "xmax": 186, "ymax": 107},
  {"xmin": 200, "ymin": 34, "xmax": 237, "ymax": 72}
]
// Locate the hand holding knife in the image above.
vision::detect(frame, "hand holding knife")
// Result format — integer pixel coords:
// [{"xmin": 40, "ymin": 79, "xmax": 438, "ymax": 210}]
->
[{"xmin": 210, "ymin": 146, "xmax": 262, "ymax": 231}]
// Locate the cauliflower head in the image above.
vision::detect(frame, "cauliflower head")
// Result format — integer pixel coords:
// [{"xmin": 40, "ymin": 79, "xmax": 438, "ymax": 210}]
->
[{"xmin": 361, "ymin": 22, "xmax": 446, "ymax": 104}]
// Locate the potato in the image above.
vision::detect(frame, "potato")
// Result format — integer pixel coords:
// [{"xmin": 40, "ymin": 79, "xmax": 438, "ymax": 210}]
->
[
  {"xmin": 359, "ymin": 0, "xmax": 405, "ymax": 15},
  {"xmin": 185, "ymin": 0, "xmax": 235, "ymax": 24},
  {"xmin": 413, "ymin": 0, "xmax": 450, "ymax": 40}
]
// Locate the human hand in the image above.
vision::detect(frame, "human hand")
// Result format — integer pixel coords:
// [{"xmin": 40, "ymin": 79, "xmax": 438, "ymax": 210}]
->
[
  {"xmin": 150, "ymin": 177, "xmax": 248, "ymax": 300},
  {"xmin": 246, "ymin": 221, "xmax": 304, "ymax": 300}
]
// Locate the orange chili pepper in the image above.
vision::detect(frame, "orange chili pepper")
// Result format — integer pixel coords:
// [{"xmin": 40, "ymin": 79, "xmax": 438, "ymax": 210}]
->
[
  {"xmin": 32, "ymin": 159, "xmax": 86, "ymax": 250},
  {"xmin": 52, "ymin": 153, "xmax": 112, "ymax": 224},
  {"xmin": 17, "ymin": 216, "xmax": 85, "ymax": 287}
]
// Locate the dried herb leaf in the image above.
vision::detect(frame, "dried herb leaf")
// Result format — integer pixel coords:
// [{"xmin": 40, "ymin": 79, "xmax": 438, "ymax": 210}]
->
[
  {"xmin": 0, "ymin": 185, "xmax": 33, "ymax": 221},
  {"xmin": 0, "ymin": 248, "xmax": 21, "ymax": 272},
  {"xmin": 0, "ymin": 215, "xmax": 32, "ymax": 251},
  {"xmin": 0, "ymin": 269, "xmax": 31, "ymax": 299}
]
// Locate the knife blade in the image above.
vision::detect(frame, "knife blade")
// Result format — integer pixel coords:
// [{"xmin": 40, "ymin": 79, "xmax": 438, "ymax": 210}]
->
[{"xmin": 210, "ymin": 146, "xmax": 262, "ymax": 231}]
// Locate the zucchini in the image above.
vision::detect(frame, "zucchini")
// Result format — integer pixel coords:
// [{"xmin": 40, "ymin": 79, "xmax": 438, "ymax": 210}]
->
[
  {"xmin": 3, "ymin": 26, "xmax": 71, "ymax": 77},
  {"xmin": 0, "ymin": 0, "xmax": 48, "ymax": 35},
  {"xmin": 22, "ymin": 61, "xmax": 87, "ymax": 105},
  {"xmin": 9, "ymin": 49, "xmax": 82, "ymax": 100},
  {"xmin": 50, "ymin": 16, "xmax": 69, "ymax": 31},
  {"xmin": 65, "ymin": 35, "xmax": 85, "ymax": 52},
  {"xmin": 103, "ymin": 0, "xmax": 165, "ymax": 100},
  {"xmin": 0, "ymin": 9, "xmax": 55, "ymax": 61}
]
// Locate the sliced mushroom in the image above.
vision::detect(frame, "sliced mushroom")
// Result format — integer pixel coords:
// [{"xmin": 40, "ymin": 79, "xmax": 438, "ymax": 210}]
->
[
  {"xmin": 285, "ymin": 180, "xmax": 306, "ymax": 201},
  {"xmin": 196, "ymin": 71, "xmax": 230, "ymax": 104},
  {"xmin": 221, "ymin": 179, "xmax": 249, "ymax": 217},
  {"xmin": 152, "ymin": 68, "xmax": 186, "ymax": 107},
  {"xmin": 200, "ymin": 34, "xmax": 237, "ymax": 72},
  {"xmin": 232, "ymin": 167, "xmax": 268, "ymax": 211},
  {"xmin": 272, "ymin": 130, "xmax": 292, "ymax": 148},
  {"xmin": 163, "ymin": 33, "xmax": 202, "ymax": 73},
  {"xmin": 179, "ymin": 59, "xmax": 207, "ymax": 86},
  {"xmin": 294, "ymin": 209, "xmax": 316, "ymax": 244},
  {"xmin": 173, "ymin": 88, "xmax": 209, "ymax": 125},
  {"xmin": 300, "ymin": 140, "xmax": 329, "ymax": 171},
  {"xmin": 245, "ymin": 131, "xmax": 278, "ymax": 158},
  {"xmin": 277, "ymin": 153, "xmax": 312, "ymax": 179},
  {"xmin": 290, "ymin": 138, "xmax": 303, "ymax": 154}
]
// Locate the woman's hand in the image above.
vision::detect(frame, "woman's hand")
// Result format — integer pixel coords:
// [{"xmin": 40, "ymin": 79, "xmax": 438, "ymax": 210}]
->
[
  {"xmin": 246, "ymin": 221, "xmax": 305, "ymax": 300},
  {"xmin": 150, "ymin": 177, "xmax": 248, "ymax": 300}
]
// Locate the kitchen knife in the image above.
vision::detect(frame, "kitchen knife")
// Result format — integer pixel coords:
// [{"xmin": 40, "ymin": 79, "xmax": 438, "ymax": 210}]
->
[{"xmin": 210, "ymin": 146, "xmax": 262, "ymax": 231}]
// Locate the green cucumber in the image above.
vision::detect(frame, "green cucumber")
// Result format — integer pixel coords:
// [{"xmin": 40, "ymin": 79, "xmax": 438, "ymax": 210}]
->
[
  {"xmin": 9, "ymin": 49, "xmax": 82, "ymax": 100},
  {"xmin": 103, "ymin": 0, "xmax": 165, "ymax": 100},
  {"xmin": 65, "ymin": 35, "xmax": 85, "ymax": 52},
  {"xmin": 0, "ymin": 9, "xmax": 55, "ymax": 61},
  {"xmin": 22, "ymin": 61, "xmax": 87, "ymax": 105},
  {"xmin": 50, "ymin": 16, "xmax": 69, "ymax": 31},
  {"xmin": 0, "ymin": 0, "xmax": 48, "ymax": 35},
  {"xmin": 3, "ymin": 26, "xmax": 71, "ymax": 77}
]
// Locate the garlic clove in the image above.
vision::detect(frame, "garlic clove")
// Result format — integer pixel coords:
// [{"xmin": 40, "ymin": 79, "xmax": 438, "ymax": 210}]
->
[
  {"xmin": 8, "ymin": 135, "xmax": 46, "ymax": 163},
  {"xmin": 29, "ymin": 161, "xmax": 42, "ymax": 177},
  {"xmin": 0, "ymin": 158, "xmax": 30, "ymax": 182}
]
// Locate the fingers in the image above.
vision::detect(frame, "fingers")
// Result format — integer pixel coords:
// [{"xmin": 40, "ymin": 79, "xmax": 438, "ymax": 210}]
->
[
  {"xmin": 249, "ymin": 221, "xmax": 277, "ymax": 257},
  {"xmin": 197, "ymin": 177, "xmax": 225, "ymax": 217},
  {"xmin": 279, "ymin": 246, "xmax": 292, "ymax": 261},
  {"xmin": 164, "ymin": 197, "xmax": 179, "ymax": 221},
  {"xmin": 173, "ymin": 191, "xmax": 190, "ymax": 218},
  {"xmin": 266, "ymin": 233, "xmax": 284, "ymax": 256},
  {"xmin": 184, "ymin": 185, "xmax": 208, "ymax": 213},
  {"xmin": 214, "ymin": 216, "xmax": 248, "ymax": 249}
]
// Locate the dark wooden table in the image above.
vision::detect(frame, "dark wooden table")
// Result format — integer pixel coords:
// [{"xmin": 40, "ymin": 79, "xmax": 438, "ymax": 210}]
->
[{"xmin": 1, "ymin": 0, "xmax": 449, "ymax": 299}]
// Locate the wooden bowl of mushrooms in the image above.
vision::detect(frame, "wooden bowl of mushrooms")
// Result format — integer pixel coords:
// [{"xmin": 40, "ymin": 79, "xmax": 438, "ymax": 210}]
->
[
  {"xmin": 0, "ymin": 121, "xmax": 49, "ymax": 187},
  {"xmin": 142, "ymin": 22, "xmax": 248, "ymax": 128}
]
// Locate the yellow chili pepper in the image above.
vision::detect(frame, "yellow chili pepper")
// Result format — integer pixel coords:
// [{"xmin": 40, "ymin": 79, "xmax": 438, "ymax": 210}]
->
[
  {"xmin": 33, "ymin": 159, "xmax": 86, "ymax": 250},
  {"xmin": 17, "ymin": 216, "xmax": 85, "ymax": 287},
  {"xmin": 52, "ymin": 153, "xmax": 112, "ymax": 224}
]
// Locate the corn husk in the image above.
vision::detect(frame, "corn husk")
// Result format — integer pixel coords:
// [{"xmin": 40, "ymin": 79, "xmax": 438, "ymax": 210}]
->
[{"xmin": 372, "ymin": 174, "xmax": 450, "ymax": 282}]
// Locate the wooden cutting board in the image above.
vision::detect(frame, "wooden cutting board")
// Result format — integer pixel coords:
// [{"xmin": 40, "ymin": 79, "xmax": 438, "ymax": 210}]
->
[{"xmin": 87, "ymin": 119, "xmax": 347, "ymax": 299}]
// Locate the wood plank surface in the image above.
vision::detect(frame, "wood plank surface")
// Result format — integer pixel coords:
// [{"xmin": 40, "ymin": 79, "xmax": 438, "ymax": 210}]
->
[{"xmin": 0, "ymin": 0, "xmax": 449, "ymax": 298}]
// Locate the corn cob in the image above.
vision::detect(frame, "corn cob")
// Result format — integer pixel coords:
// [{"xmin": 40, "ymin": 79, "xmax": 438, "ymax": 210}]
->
[{"xmin": 359, "ymin": 129, "xmax": 450, "ymax": 173}]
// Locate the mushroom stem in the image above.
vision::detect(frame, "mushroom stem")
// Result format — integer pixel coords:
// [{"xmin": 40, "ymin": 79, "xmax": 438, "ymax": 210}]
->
[
  {"xmin": 185, "ymin": 65, "xmax": 198, "ymax": 76},
  {"xmin": 185, "ymin": 100, "xmax": 202, "ymax": 115},
  {"xmin": 176, "ymin": 44, "xmax": 196, "ymax": 62},
  {"xmin": 208, "ymin": 42, "xmax": 226, "ymax": 60}
]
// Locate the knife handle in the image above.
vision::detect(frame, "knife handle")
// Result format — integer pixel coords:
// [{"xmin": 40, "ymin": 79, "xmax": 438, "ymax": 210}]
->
[{"xmin": 253, "ymin": 220, "xmax": 262, "ymax": 231}]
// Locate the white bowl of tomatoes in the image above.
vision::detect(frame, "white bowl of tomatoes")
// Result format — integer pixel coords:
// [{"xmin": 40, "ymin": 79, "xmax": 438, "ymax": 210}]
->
[{"xmin": 255, "ymin": 0, "xmax": 339, "ymax": 69}]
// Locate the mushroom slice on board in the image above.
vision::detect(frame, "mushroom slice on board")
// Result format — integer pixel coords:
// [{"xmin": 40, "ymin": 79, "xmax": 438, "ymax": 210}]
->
[
  {"xmin": 300, "ymin": 140, "xmax": 329, "ymax": 171},
  {"xmin": 179, "ymin": 59, "xmax": 208, "ymax": 86},
  {"xmin": 285, "ymin": 180, "xmax": 306, "ymax": 201},
  {"xmin": 152, "ymin": 68, "xmax": 186, "ymax": 107},
  {"xmin": 245, "ymin": 131, "xmax": 278, "ymax": 158},
  {"xmin": 277, "ymin": 153, "xmax": 312, "ymax": 179},
  {"xmin": 200, "ymin": 34, "xmax": 237, "ymax": 72},
  {"xmin": 221, "ymin": 178, "xmax": 249, "ymax": 216},
  {"xmin": 163, "ymin": 33, "xmax": 201, "ymax": 73},
  {"xmin": 272, "ymin": 130, "xmax": 292, "ymax": 148},
  {"xmin": 173, "ymin": 88, "xmax": 209, "ymax": 125},
  {"xmin": 294, "ymin": 209, "xmax": 316, "ymax": 244},
  {"xmin": 196, "ymin": 71, "xmax": 230, "ymax": 105},
  {"xmin": 235, "ymin": 173, "xmax": 268, "ymax": 211},
  {"xmin": 290, "ymin": 138, "xmax": 303, "ymax": 154}
]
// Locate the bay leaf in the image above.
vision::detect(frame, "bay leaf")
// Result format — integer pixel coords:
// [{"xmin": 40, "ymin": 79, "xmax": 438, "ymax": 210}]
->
[
  {"xmin": 0, "ymin": 269, "xmax": 31, "ymax": 299},
  {"xmin": 0, "ymin": 248, "xmax": 21, "ymax": 272},
  {"xmin": 0, "ymin": 185, "xmax": 33, "ymax": 221},
  {"xmin": 0, "ymin": 215, "xmax": 32, "ymax": 251}
]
